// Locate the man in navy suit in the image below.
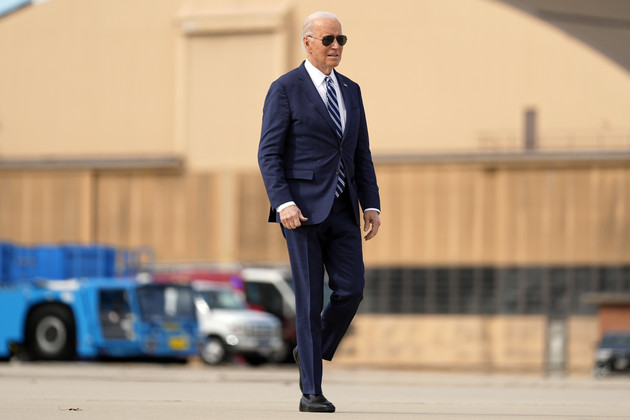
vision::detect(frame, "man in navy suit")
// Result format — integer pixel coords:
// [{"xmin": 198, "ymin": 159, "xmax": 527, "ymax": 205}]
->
[{"xmin": 258, "ymin": 11, "xmax": 381, "ymax": 413}]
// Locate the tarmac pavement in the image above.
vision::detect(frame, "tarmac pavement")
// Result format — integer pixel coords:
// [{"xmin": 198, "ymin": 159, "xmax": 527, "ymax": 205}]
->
[{"xmin": 1, "ymin": 360, "xmax": 630, "ymax": 419}]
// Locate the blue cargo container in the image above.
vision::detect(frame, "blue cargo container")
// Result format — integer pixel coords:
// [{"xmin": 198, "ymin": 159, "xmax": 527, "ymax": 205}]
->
[
  {"xmin": 33, "ymin": 245, "xmax": 117, "ymax": 279},
  {"xmin": 9, "ymin": 246, "xmax": 37, "ymax": 282},
  {"xmin": 0, "ymin": 243, "xmax": 12, "ymax": 281},
  {"xmin": 1, "ymin": 243, "xmax": 129, "ymax": 282}
]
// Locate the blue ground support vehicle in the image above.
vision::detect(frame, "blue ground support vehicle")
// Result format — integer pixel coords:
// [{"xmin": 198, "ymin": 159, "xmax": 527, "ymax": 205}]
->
[{"xmin": 0, "ymin": 243, "xmax": 199, "ymax": 361}]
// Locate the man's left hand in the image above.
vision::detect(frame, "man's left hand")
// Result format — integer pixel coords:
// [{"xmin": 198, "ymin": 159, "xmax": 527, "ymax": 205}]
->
[{"xmin": 363, "ymin": 210, "xmax": 381, "ymax": 241}]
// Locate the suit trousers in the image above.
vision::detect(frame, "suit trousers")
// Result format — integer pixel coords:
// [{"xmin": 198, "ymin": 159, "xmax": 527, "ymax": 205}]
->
[{"xmin": 281, "ymin": 190, "xmax": 365, "ymax": 395}]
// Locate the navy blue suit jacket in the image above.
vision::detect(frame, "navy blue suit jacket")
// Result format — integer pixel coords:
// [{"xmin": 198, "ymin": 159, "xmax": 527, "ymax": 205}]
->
[{"xmin": 258, "ymin": 62, "xmax": 380, "ymax": 226}]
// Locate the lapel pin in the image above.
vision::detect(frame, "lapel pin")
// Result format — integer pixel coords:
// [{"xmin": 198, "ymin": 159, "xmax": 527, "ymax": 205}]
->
[{"xmin": 343, "ymin": 83, "xmax": 348, "ymax": 87}]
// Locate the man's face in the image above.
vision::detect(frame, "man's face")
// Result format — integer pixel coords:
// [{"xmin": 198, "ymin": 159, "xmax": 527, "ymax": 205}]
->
[{"xmin": 304, "ymin": 18, "xmax": 343, "ymax": 75}]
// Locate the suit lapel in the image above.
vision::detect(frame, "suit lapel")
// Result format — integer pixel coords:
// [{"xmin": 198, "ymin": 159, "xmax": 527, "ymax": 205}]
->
[
  {"xmin": 336, "ymin": 72, "xmax": 354, "ymax": 143},
  {"xmin": 298, "ymin": 63, "xmax": 341, "ymax": 141}
]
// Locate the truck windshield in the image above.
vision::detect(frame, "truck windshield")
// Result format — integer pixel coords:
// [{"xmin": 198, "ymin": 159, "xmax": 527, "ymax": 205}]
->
[
  {"xmin": 601, "ymin": 334, "xmax": 630, "ymax": 347},
  {"xmin": 136, "ymin": 284, "xmax": 196, "ymax": 321},
  {"xmin": 198, "ymin": 289, "xmax": 247, "ymax": 310}
]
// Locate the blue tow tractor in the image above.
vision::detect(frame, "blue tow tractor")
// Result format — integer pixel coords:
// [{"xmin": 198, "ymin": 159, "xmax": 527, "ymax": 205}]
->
[{"xmin": 0, "ymin": 243, "xmax": 200, "ymax": 361}]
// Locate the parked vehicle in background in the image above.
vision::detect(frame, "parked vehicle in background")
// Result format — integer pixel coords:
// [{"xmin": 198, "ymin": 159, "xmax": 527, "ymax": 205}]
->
[
  {"xmin": 594, "ymin": 330, "xmax": 630, "ymax": 377},
  {"xmin": 193, "ymin": 281, "xmax": 283, "ymax": 365},
  {"xmin": 0, "ymin": 242, "xmax": 200, "ymax": 362},
  {"xmin": 149, "ymin": 264, "xmax": 300, "ymax": 362},
  {"xmin": 240, "ymin": 267, "xmax": 297, "ymax": 362},
  {"xmin": 0, "ymin": 278, "xmax": 199, "ymax": 361}
]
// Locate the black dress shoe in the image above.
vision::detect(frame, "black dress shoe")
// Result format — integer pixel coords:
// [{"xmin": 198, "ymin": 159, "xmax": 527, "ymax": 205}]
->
[
  {"xmin": 293, "ymin": 346, "xmax": 303, "ymax": 393},
  {"xmin": 299, "ymin": 394, "xmax": 335, "ymax": 413}
]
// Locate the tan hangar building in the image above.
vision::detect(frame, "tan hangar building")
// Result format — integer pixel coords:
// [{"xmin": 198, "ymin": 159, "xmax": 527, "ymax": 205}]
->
[{"xmin": 1, "ymin": 0, "xmax": 629, "ymax": 373}]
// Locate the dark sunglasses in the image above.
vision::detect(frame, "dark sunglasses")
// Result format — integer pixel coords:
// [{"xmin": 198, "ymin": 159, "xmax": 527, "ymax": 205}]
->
[{"xmin": 308, "ymin": 34, "xmax": 347, "ymax": 47}]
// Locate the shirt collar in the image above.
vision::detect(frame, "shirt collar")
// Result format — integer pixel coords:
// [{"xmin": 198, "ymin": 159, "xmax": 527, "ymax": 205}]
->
[{"xmin": 304, "ymin": 59, "xmax": 338, "ymax": 88}]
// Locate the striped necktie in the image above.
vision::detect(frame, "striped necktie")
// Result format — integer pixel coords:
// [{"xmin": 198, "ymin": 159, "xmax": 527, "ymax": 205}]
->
[{"xmin": 325, "ymin": 76, "xmax": 346, "ymax": 198}]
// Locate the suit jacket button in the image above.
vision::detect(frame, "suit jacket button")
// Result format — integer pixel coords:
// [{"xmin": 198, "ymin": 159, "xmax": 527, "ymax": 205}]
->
[{"xmin": 335, "ymin": 170, "xmax": 340, "ymax": 175}]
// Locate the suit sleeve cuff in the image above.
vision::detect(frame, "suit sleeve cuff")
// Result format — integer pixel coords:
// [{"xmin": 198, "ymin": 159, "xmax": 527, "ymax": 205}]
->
[
  {"xmin": 276, "ymin": 201, "xmax": 296, "ymax": 213},
  {"xmin": 364, "ymin": 208, "xmax": 381, "ymax": 214}
]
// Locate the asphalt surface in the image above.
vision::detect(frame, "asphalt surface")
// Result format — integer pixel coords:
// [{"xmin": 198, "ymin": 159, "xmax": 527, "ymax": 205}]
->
[{"xmin": 1, "ymin": 360, "xmax": 630, "ymax": 419}]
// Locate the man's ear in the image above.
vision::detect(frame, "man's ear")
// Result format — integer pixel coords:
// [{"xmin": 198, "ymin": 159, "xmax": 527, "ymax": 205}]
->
[{"xmin": 303, "ymin": 36, "xmax": 310, "ymax": 51}]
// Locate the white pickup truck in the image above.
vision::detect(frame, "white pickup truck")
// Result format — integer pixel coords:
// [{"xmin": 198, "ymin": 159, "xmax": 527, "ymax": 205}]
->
[{"xmin": 193, "ymin": 281, "xmax": 284, "ymax": 365}]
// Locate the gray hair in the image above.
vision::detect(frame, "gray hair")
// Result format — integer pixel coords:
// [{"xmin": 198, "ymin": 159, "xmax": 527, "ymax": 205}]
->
[{"xmin": 302, "ymin": 11, "xmax": 341, "ymax": 38}]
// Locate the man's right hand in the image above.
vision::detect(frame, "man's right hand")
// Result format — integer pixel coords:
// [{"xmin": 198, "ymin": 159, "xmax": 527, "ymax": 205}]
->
[{"xmin": 280, "ymin": 205, "xmax": 308, "ymax": 229}]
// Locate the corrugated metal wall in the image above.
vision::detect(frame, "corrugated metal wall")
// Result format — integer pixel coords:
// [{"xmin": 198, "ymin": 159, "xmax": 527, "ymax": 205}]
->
[{"xmin": 1, "ymin": 158, "xmax": 628, "ymax": 267}]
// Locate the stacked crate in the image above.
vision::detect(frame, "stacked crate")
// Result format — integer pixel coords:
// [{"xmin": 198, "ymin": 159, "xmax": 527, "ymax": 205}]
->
[{"xmin": 0, "ymin": 243, "xmax": 127, "ymax": 283}]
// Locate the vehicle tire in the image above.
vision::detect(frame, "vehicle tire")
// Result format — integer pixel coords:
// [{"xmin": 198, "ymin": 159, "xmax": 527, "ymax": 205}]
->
[
  {"xmin": 243, "ymin": 354, "xmax": 269, "ymax": 366},
  {"xmin": 200, "ymin": 336, "xmax": 228, "ymax": 365},
  {"xmin": 593, "ymin": 365, "xmax": 610, "ymax": 378},
  {"xmin": 26, "ymin": 305, "xmax": 76, "ymax": 360}
]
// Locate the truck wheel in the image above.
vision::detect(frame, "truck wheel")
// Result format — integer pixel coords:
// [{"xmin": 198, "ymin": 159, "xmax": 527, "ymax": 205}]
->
[
  {"xmin": 594, "ymin": 365, "xmax": 610, "ymax": 378},
  {"xmin": 200, "ymin": 337, "xmax": 227, "ymax": 365},
  {"xmin": 26, "ymin": 305, "xmax": 76, "ymax": 360},
  {"xmin": 244, "ymin": 354, "xmax": 269, "ymax": 366}
]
